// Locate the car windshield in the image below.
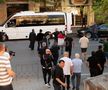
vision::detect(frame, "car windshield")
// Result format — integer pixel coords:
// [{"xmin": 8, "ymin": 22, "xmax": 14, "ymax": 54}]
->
[{"xmin": 98, "ymin": 24, "xmax": 108, "ymax": 30}]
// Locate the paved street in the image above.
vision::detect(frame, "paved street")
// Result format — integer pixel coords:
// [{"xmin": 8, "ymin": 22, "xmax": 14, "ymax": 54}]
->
[{"xmin": 4, "ymin": 38, "xmax": 108, "ymax": 90}]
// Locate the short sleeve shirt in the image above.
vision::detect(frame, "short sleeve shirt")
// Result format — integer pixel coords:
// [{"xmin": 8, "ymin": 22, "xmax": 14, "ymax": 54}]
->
[{"xmin": 53, "ymin": 65, "xmax": 65, "ymax": 85}]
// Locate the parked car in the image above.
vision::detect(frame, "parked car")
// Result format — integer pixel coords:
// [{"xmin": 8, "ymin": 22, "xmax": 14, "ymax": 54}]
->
[{"xmin": 77, "ymin": 24, "xmax": 108, "ymax": 38}]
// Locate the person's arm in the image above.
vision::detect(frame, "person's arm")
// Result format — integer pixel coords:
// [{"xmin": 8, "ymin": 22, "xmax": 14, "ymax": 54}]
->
[
  {"xmin": 56, "ymin": 78, "xmax": 67, "ymax": 87},
  {"xmin": 7, "ymin": 68, "xmax": 15, "ymax": 77},
  {"xmin": 97, "ymin": 63, "xmax": 102, "ymax": 70},
  {"xmin": 70, "ymin": 65, "xmax": 74, "ymax": 75}
]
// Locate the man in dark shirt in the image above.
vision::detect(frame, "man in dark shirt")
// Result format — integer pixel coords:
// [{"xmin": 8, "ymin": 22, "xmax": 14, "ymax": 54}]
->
[
  {"xmin": 65, "ymin": 36, "xmax": 73, "ymax": 58},
  {"xmin": 95, "ymin": 45, "xmax": 106, "ymax": 75},
  {"xmin": 50, "ymin": 41, "xmax": 60, "ymax": 65},
  {"xmin": 53, "ymin": 60, "xmax": 67, "ymax": 90},
  {"xmin": 36, "ymin": 29, "xmax": 44, "ymax": 51},
  {"xmin": 87, "ymin": 51, "xmax": 102, "ymax": 77},
  {"xmin": 29, "ymin": 29, "xmax": 36, "ymax": 50},
  {"xmin": 53, "ymin": 28, "xmax": 59, "ymax": 42}
]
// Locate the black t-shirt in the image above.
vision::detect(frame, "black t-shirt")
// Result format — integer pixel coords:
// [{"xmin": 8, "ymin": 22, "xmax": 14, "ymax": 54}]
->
[
  {"xmin": 95, "ymin": 50, "xmax": 106, "ymax": 65},
  {"xmin": 87, "ymin": 56, "xmax": 98, "ymax": 69},
  {"xmin": 65, "ymin": 37, "xmax": 73, "ymax": 47},
  {"xmin": 36, "ymin": 33, "xmax": 44, "ymax": 41},
  {"xmin": 53, "ymin": 65, "xmax": 65, "ymax": 85}
]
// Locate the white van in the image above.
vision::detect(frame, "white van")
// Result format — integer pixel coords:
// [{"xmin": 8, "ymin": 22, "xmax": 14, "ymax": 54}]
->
[{"xmin": 0, "ymin": 11, "xmax": 73, "ymax": 40}]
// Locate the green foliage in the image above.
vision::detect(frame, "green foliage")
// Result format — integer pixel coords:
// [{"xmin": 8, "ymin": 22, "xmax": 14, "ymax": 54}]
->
[
  {"xmin": 93, "ymin": 0, "xmax": 108, "ymax": 23},
  {"xmin": 0, "ymin": 0, "xmax": 5, "ymax": 3}
]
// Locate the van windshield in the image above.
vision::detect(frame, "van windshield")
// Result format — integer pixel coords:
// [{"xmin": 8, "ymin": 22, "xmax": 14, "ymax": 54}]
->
[{"xmin": 10, "ymin": 15, "xmax": 65, "ymax": 27}]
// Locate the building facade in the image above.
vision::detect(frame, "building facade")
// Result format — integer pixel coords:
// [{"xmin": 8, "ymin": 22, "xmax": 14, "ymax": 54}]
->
[{"xmin": 0, "ymin": 0, "xmax": 94, "ymax": 32}]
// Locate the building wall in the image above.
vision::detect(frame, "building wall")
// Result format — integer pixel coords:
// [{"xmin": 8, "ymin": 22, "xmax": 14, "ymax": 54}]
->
[
  {"xmin": 0, "ymin": 3, "xmax": 7, "ymax": 25},
  {"xmin": 0, "ymin": 0, "xmax": 94, "ymax": 28}
]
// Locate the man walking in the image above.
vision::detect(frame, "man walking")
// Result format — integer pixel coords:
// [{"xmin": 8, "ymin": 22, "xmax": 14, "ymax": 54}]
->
[
  {"xmin": 71, "ymin": 53, "xmax": 83, "ymax": 90},
  {"xmin": 36, "ymin": 29, "xmax": 44, "ymax": 51},
  {"xmin": 79, "ymin": 34, "xmax": 89, "ymax": 60},
  {"xmin": 53, "ymin": 60, "xmax": 67, "ymax": 90},
  {"xmin": 60, "ymin": 52, "xmax": 73, "ymax": 90},
  {"xmin": 65, "ymin": 35, "xmax": 74, "ymax": 58},
  {"xmin": 29, "ymin": 29, "xmax": 36, "ymax": 50},
  {"xmin": 0, "ymin": 43, "xmax": 15, "ymax": 90},
  {"xmin": 95, "ymin": 45, "xmax": 106, "ymax": 75}
]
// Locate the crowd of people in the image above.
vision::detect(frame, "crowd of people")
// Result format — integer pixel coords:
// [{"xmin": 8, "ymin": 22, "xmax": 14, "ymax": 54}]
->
[
  {"xmin": 0, "ymin": 28, "xmax": 108, "ymax": 90},
  {"xmin": 28, "ymin": 28, "xmax": 108, "ymax": 90}
]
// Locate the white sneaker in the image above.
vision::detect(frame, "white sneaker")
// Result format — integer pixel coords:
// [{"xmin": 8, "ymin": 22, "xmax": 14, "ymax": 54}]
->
[
  {"xmin": 45, "ymin": 84, "xmax": 48, "ymax": 87},
  {"xmin": 47, "ymin": 83, "xmax": 51, "ymax": 88},
  {"xmin": 45, "ymin": 83, "xmax": 51, "ymax": 88}
]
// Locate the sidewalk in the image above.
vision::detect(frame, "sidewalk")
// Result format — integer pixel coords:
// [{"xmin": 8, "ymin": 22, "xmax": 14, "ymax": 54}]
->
[{"xmin": 5, "ymin": 38, "xmax": 102, "ymax": 90}]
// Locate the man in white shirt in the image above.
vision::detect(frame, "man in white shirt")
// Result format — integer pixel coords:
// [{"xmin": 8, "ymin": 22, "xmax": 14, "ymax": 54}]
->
[
  {"xmin": 60, "ymin": 52, "xmax": 73, "ymax": 90},
  {"xmin": 79, "ymin": 34, "xmax": 89, "ymax": 60},
  {"xmin": 71, "ymin": 53, "xmax": 83, "ymax": 90}
]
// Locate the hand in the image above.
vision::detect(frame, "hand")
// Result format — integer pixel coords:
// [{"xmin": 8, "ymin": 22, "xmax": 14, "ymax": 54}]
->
[
  {"xmin": 48, "ymin": 67, "xmax": 51, "ymax": 69},
  {"xmin": 62, "ymin": 83, "xmax": 67, "ymax": 87},
  {"xmin": 42, "ymin": 67, "xmax": 45, "ymax": 69}
]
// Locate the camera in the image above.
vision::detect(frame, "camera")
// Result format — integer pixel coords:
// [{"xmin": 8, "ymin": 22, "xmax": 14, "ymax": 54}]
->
[{"xmin": 9, "ymin": 51, "xmax": 15, "ymax": 56}]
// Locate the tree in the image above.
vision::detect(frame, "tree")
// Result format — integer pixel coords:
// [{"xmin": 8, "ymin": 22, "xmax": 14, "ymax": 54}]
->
[
  {"xmin": 0, "ymin": 0, "xmax": 5, "ymax": 3},
  {"xmin": 93, "ymin": 0, "xmax": 108, "ymax": 24}
]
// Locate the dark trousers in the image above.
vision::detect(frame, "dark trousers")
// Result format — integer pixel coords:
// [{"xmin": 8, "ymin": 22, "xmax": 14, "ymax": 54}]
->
[
  {"xmin": 53, "ymin": 84, "xmax": 61, "ymax": 90},
  {"xmin": 53, "ymin": 83, "xmax": 65, "ymax": 90},
  {"xmin": 65, "ymin": 47, "xmax": 72, "ymax": 58},
  {"xmin": 29, "ymin": 41, "xmax": 35, "ymax": 50},
  {"xmin": 65, "ymin": 75, "xmax": 70, "ymax": 90},
  {"xmin": 0, "ymin": 84, "xmax": 13, "ymax": 90},
  {"xmin": 42, "ymin": 68, "xmax": 51, "ymax": 84},
  {"xmin": 53, "ymin": 55, "xmax": 59, "ymax": 66},
  {"xmin": 90, "ymin": 68, "xmax": 99, "ymax": 77},
  {"xmin": 37, "ymin": 41, "xmax": 42, "ymax": 51}
]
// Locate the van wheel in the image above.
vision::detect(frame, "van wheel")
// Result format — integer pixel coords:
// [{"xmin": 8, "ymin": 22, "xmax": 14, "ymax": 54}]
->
[{"xmin": 2, "ymin": 35, "xmax": 8, "ymax": 41}]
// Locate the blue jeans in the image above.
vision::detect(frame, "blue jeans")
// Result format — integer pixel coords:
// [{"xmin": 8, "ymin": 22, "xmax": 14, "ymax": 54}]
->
[{"xmin": 71, "ymin": 73, "xmax": 81, "ymax": 89}]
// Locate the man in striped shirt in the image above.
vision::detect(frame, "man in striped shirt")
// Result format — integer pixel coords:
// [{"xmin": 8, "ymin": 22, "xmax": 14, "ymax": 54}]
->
[{"xmin": 0, "ymin": 43, "xmax": 15, "ymax": 90}]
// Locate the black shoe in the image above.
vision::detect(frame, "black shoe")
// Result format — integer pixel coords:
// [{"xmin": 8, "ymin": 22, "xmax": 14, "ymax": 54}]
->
[{"xmin": 72, "ymin": 87, "xmax": 75, "ymax": 90}]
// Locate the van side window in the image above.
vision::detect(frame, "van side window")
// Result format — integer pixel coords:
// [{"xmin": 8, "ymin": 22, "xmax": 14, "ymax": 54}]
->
[{"xmin": 15, "ymin": 15, "xmax": 65, "ymax": 27}]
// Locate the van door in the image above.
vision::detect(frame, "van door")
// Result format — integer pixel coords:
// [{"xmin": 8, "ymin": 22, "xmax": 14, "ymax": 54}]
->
[{"xmin": 4, "ymin": 19, "xmax": 18, "ymax": 40}]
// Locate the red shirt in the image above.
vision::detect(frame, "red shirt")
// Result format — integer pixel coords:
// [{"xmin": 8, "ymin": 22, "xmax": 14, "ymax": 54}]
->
[{"xmin": 58, "ymin": 33, "xmax": 64, "ymax": 39}]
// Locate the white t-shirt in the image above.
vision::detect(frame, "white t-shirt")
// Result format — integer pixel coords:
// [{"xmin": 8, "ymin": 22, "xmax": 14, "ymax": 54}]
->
[
  {"xmin": 72, "ymin": 58, "xmax": 83, "ymax": 73},
  {"xmin": 0, "ymin": 56, "xmax": 12, "ymax": 86},
  {"xmin": 3, "ymin": 52, "xmax": 10, "ymax": 59},
  {"xmin": 60, "ymin": 57, "xmax": 73, "ymax": 75},
  {"xmin": 79, "ymin": 36, "xmax": 89, "ymax": 48}
]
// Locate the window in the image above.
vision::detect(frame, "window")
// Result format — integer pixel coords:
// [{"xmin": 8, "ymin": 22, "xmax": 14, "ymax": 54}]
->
[{"xmin": 14, "ymin": 15, "xmax": 65, "ymax": 27}]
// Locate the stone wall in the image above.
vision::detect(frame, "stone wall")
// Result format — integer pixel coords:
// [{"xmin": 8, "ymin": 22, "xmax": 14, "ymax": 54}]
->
[{"xmin": 0, "ymin": 3, "xmax": 7, "ymax": 25}]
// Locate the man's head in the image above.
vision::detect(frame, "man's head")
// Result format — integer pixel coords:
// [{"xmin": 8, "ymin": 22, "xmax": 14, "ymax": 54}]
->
[
  {"xmin": 58, "ymin": 60, "xmax": 65, "ymax": 68},
  {"xmin": 32, "ymin": 29, "xmax": 35, "ymax": 32},
  {"xmin": 39, "ymin": 29, "xmax": 42, "ymax": 33},
  {"xmin": 63, "ymin": 52, "xmax": 69, "ymax": 57},
  {"xmin": 98, "ymin": 45, "xmax": 102, "ymax": 50},
  {"xmin": 75, "ymin": 53, "xmax": 80, "ymax": 58},
  {"xmin": 45, "ymin": 49, "xmax": 51, "ymax": 54},
  {"xmin": 0, "ymin": 43, "xmax": 5, "ymax": 54}
]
